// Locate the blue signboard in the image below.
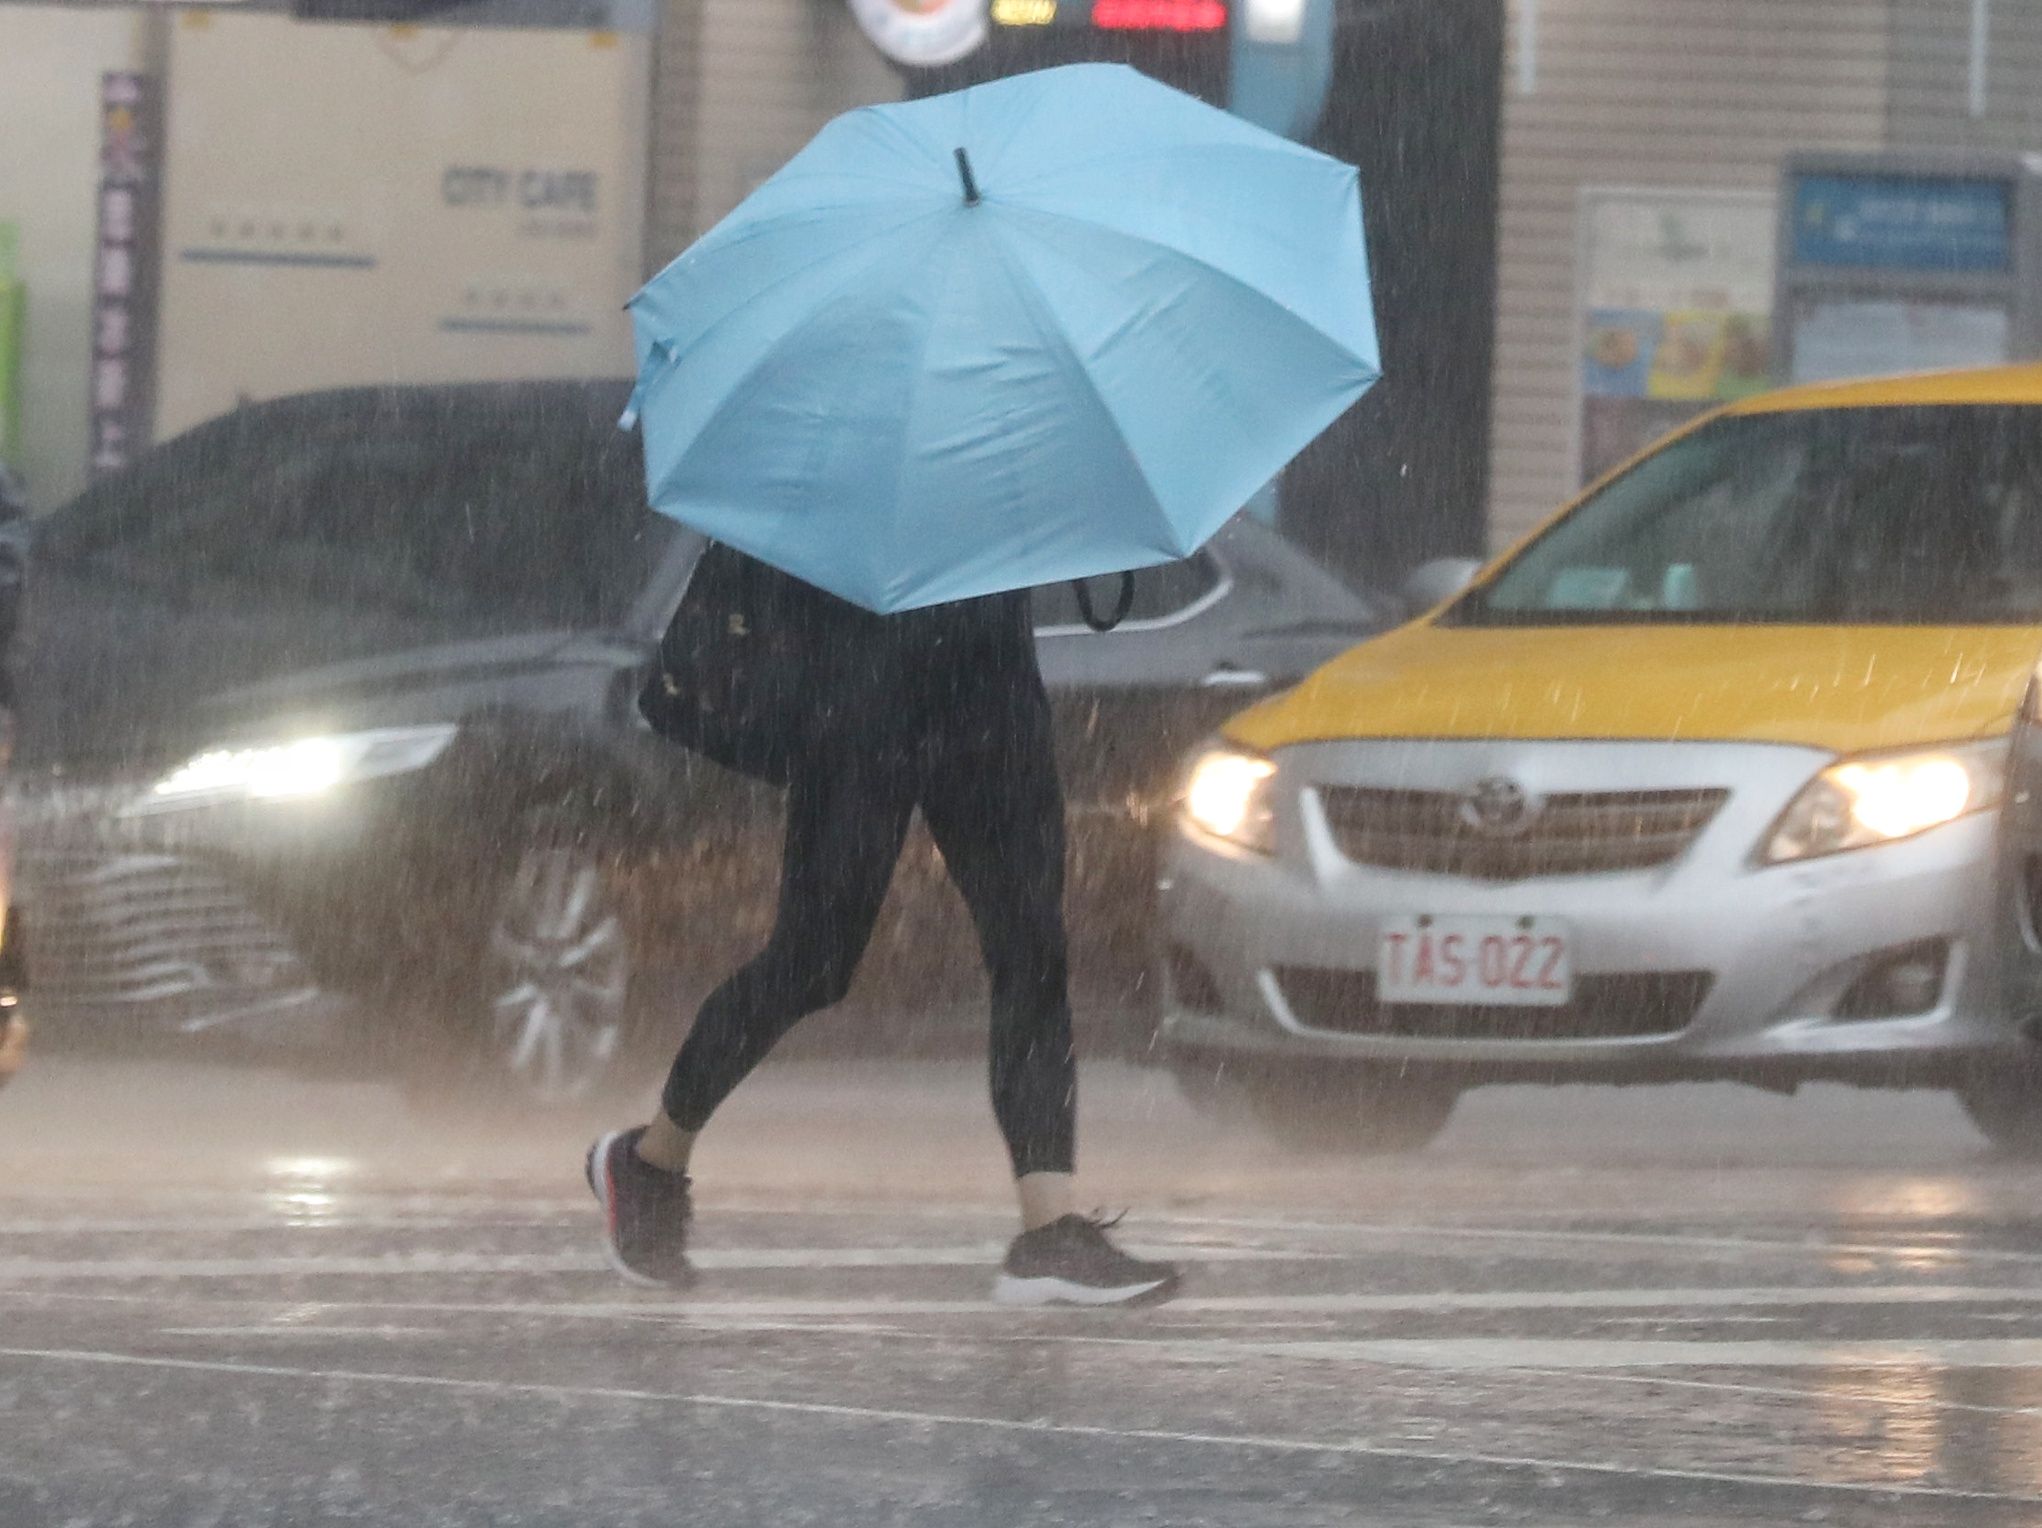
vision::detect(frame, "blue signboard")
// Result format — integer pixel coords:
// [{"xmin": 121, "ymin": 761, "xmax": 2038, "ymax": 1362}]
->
[{"xmin": 1792, "ymin": 173, "xmax": 2012, "ymax": 274}]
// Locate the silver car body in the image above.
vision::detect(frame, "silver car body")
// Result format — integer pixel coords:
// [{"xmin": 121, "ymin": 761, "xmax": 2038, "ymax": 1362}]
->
[{"xmin": 1159, "ymin": 734, "xmax": 2022, "ymax": 1082}]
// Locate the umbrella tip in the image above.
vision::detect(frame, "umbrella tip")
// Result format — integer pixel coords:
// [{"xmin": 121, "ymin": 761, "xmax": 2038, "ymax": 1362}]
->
[{"xmin": 954, "ymin": 147, "xmax": 982, "ymax": 207}]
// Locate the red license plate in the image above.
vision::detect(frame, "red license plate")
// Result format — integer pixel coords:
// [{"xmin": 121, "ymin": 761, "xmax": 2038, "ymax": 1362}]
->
[{"xmin": 1377, "ymin": 916, "xmax": 1572, "ymax": 1007}]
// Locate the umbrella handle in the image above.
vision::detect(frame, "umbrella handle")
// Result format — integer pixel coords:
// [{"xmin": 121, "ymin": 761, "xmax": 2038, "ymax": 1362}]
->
[{"xmin": 1073, "ymin": 572, "xmax": 1136, "ymax": 633}]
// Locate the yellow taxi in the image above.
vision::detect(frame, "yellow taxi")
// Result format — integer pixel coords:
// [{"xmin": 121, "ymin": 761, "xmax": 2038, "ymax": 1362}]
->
[{"xmin": 1162, "ymin": 365, "xmax": 2042, "ymax": 1154}]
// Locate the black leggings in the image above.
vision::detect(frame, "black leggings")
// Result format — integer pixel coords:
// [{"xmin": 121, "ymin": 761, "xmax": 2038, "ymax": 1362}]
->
[{"xmin": 661, "ymin": 691, "xmax": 1077, "ymax": 1178}]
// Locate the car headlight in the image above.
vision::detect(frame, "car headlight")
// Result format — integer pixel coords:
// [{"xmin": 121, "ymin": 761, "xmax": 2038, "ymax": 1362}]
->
[
  {"xmin": 130, "ymin": 724, "xmax": 459, "ymax": 815},
  {"xmin": 1181, "ymin": 745, "xmax": 1278, "ymax": 853},
  {"xmin": 1762, "ymin": 739, "xmax": 2007, "ymax": 865}
]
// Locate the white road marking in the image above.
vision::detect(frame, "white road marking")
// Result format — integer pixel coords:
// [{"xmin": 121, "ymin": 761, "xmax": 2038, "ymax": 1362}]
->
[
  {"xmin": 0, "ymin": 1243, "xmax": 1314, "ymax": 1281},
  {"xmin": 1471, "ymin": 1361, "xmax": 2042, "ymax": 1417},
  {"xmin": 20, "ymin": 1282, "xmax": 2042, "ymax": 1321},
  {"xmin": 3, "ymin": 1345, "xmax": 2034, "ymax": 1507},
  {"xmin": 35, "ymin": 1284, "xmax": 2042, "ymax": 1417},
  {"xmin": 1174, "ymin": 1286, "xmax": 2042, "ymax": 1316},
  {"xmin": 1139, "ymin": 1212, "xmax": 2042, "ymax": 1268},
  {"xmin": 0, "ymin": 1215, "xmax": 566, "ymax": 1235},
  {"xmin": 161, "ymin": 1325, "xmax": 441, "ymax": 1339},
  {"xmin": 11, "ymin": 1199, "xmax": 2038, "ymax": 1275},
  {"xmin": 215, "ymin": 1284, "xmax": 2042, "ymax": 1319},
  {"xmin": 1593, "ymin": 1314, "xmax": 1788, "ymax": 1327},
  {"xmin": 165, "ymin": 1318, "xmax": 906, "ymax": 1340},
  {"xmin": 1190, "ymin": 1336, "xmax": 2042, "ymax": 1370},
  {"xmin": 0, "ymin": 1252, "xmax": 600, "ymax": 1280}
]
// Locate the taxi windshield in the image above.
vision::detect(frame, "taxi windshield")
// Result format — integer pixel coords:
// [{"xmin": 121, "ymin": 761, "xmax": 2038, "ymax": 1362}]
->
[{"xmin": 1454, "ymin": 404, "xmax": 2042, "ymax": 626}]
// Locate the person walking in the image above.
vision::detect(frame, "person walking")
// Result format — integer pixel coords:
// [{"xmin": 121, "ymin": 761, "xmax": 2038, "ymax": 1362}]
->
[
  {"xmin": 587, "ymin": 561, "xmax": 1180, "ymax": 1307},
  {"xmin": 595, "ymin": 68, "xmax": 1377, "ymax": 1306}
]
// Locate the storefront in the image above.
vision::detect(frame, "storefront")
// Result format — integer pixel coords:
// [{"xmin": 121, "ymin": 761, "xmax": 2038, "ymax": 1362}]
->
[
  {"xmin": 0, "ymin": 1, "xmax": 657, "ymax": 505},
  {"xmin": 151, "ymin": 6, "xmax": 653, "ymax": 438},
  {"xmin": 15, "ymin": 2, "xmax": 2042, "ymax": 553},
  {"xmin": 1492, "ymin": 0, "xmax": 2042, "ymax": 547}
]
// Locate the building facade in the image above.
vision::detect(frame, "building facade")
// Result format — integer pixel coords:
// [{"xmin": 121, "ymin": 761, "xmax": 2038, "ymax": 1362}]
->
[
  {"xmin": 1491, "ymin": 0, "xmax": 2042, "ymax": 546},
  {"xmin": 9, "ymin": 1, "xmax": 2042, "ymax": 557}
]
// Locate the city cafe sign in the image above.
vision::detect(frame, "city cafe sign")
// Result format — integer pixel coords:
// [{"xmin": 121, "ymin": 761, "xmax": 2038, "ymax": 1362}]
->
[{"xmin": 847, "ymin": 0, "xmax": 989, "ymax": 67}]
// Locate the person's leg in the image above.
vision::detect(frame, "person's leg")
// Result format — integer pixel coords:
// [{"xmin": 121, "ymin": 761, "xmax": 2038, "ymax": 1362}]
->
[
  {"xmin": 917, "ymin": 691, "xmax": 1078, "ymax": 1223},
  {"xmin": 652, "ymin": 749, "xmax": 916, "ymax": 1158},
  {"xmin": 633, "ymin": 1112, "xmax": 698, "ymax": 1175},
  {"xmin": 590, "ymin": 748, "xmax": 913, "ymax": 1287},
  {"xmin": 1016, "ymin": 1169, "xmax": 1076, "ymax": 1232},
  {"xmin": 922, "ymin": 693, "xmax": 1180, "ymax": 1306}
]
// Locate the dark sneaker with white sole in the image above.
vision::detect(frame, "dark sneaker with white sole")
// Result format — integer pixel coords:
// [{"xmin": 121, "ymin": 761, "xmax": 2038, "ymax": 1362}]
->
[
  {"xmin": 585, "ymin": 1127, "xmax": 696, "ymax": 1289},
  {"xmin": 995, "ymin": 1214, "xmax": 1180, "ymax": 1307}
]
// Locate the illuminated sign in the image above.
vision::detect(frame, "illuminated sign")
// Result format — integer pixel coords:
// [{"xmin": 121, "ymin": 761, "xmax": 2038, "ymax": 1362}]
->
[
  {"xmin": 1091, "ymin": 0, "xmax": 1225, "ymax": 30},
  {"xmin": 989, "ymin": 0, "xmax": 1226, "ymax": 31}
]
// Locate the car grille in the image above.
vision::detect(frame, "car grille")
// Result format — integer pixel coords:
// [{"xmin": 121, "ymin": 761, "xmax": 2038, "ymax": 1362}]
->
[
  {"xmin": 1273, "ymin": 966, "xmax": 1712, "ymax": 1041},
  {"xmin": 21, "ymin": 851, "xmax": 317, "ymax": 1014},
  {"xmin": 1316, "ymin": 786, "xmax": 1729, "ymax": 880}
]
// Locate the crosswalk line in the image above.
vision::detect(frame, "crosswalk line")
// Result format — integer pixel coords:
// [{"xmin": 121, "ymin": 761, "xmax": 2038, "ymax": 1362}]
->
[{"xmin": 0, "ymin": 1242, "xmax": 1321, "ymax": 1281}]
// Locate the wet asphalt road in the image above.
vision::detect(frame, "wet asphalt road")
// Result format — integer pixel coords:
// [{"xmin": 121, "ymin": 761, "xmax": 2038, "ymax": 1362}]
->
[{"xmin": 7, "ymin": 1057, "xmax": 2042, "ymax": 1525}]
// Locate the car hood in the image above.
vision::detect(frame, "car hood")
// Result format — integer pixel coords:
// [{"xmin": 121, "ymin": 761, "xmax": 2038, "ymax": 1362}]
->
[
  {"xmin": 13, "ymin": 565, "xmax": 585, "ymax": 774},
  {"xmin": 193, "ymin": 629, "xmax": 582, "ymax": 721},
  {"xmin": 1225, "ymin": 622, "xmax": 2042, "ymax": 757}
]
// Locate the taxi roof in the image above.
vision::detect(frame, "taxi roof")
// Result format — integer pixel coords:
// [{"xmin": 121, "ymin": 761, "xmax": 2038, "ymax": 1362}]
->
[{"xmin": 1729, "ymin": 363, "xmax": 2042, "ymax": 414}]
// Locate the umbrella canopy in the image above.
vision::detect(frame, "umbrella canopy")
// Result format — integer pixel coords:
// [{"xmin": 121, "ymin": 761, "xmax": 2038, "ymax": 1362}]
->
[{"xmin": 625, "ymin": 63, "xmax": 1379, "ymax": 614}]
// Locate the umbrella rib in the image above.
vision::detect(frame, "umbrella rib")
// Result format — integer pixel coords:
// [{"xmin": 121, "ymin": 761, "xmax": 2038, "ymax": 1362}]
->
[
  {"xmin": 638, "ymin": 207, "xmax": 946, "ymax": 339},
  {"xmin": 866, "ymin": 233, "xmax": 968, "ymax": 610},
  {"xmin": 990, "ymin": 211, "xmax": 1378, "ymax": 559},
  {"xmin": 677, "ymin": 172, "xmax": 946, "ymax": 263},
  {"xmin": 633, "ymin": 211, "xmax": 950, "ymax": 454},
  {"xmin": 1000, "ymin": 203, "xmax": 1380, "ymax": 390},
  {"xmin": 980, "ymin": 234, "xmax": 1179, "ymax": 560},
  {"xmin": 642, "ymin": 218, "xmax": 957, "ymax": 589},
  {"xmin": 1004, "ymin": 201, "xmax": 1378, "ymax": 374}
]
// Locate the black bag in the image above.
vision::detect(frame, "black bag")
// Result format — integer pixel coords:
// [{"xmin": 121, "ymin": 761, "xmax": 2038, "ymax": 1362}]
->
[{"xmin": 639, "ymin": 543, "xmax": 812, "ymax": 786}]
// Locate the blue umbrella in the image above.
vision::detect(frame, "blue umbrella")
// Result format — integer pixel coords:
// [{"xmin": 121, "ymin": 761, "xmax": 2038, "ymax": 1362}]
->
[{"xmin": 624, "ymin": 63, "xmax": 1378, "ymax": 614}]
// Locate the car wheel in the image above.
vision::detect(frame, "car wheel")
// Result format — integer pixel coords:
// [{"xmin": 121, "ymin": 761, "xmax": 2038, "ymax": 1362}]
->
[
  {"xmin": 1958, "ymin": 1062, "xmax": 2042, "ymax": 1158},
  {"xmin": 479, "ymin": 835, "xmax": 637, "ymax": 1106},
  {"xmin": 408, "ymin": 820, "xmax": 644, "ymax": 1113},
  {"xmin": 1245, "ymin": 1063, "xmax": 1458, "ymax": 1156}
]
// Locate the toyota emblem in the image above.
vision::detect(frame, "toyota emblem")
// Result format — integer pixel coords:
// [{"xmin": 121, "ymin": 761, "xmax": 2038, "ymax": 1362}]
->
[{"xmin": 1460, "ymin": 777, "xmax": 1536, "ymax": 837}]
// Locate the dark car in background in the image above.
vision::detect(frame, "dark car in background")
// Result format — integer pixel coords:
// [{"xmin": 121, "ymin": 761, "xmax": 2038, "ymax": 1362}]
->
[{"xmin": 13, "ymin": 381, "xmax": 1385, "ymax": 1106}]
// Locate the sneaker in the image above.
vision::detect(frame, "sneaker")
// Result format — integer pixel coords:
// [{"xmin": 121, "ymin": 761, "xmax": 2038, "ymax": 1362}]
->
[
  {"xmin": 994, "ymin": 1214, "xmax": 1180, "ymax": 1308},
  {"xmin": 585, "ymin": 1127, "xmax": 696, "ymax": 1289}
]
